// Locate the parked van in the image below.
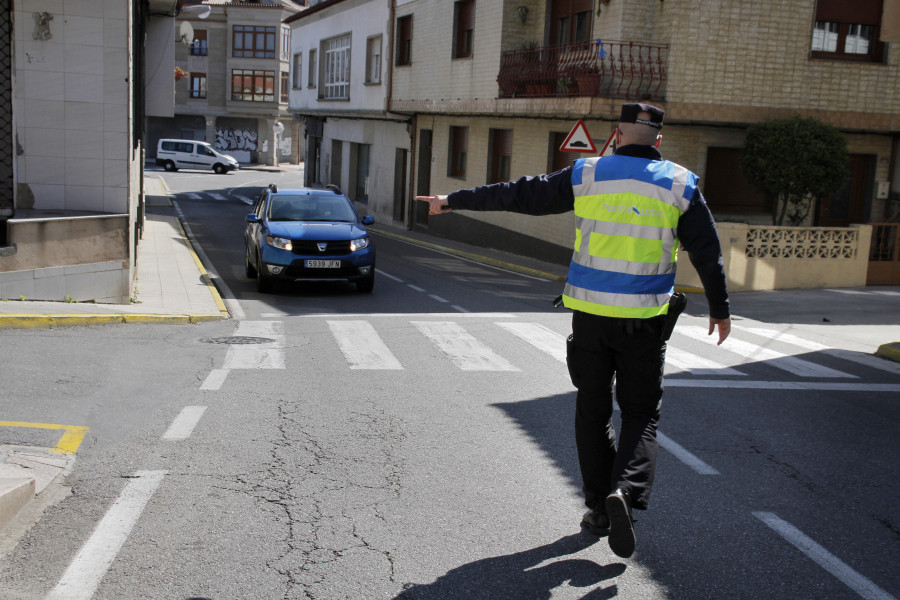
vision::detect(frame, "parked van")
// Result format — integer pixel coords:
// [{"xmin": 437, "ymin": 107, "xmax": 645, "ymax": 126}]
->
[{"xmin": 156, "ymin": 139, "xmax": 240, "ymax": 174}]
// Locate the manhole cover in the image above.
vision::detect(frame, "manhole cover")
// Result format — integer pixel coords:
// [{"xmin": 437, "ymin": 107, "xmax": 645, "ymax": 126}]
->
[{"xmin": 199, "ymin": 336, "xmax": 275, "ymax": 345}]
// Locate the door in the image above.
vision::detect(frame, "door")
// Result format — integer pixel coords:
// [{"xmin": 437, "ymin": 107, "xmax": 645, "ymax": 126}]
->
[
  {"xmin": 394, "ymin": 148, "xmax": 408, "ymax": 223},
  {"xmin": 330, "ymin": 140, "xmax": 343, "ymax": 189},
  {"xmin": 816, "ymin": 154, "xmax": 875, "ymax": 226},
  {"xmin": 416, "ymin": 129, "xmax": 432, "ymax": 225}
]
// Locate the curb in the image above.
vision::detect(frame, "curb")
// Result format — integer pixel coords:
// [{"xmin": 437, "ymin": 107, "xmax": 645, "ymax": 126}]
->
[
  {"xmin": 875, "ymin": 342, "xmax": 900, "ymax": 363},
  {"xmin": 0, "ymin": 478, "xmax": 35, "ymax": 532},
  {"xmin": 0, "ymin": 314, "xmax": 226, "ymax": 329},
  {"xmin": 173, "ymin": 219, "xmax": 231, "ymax": 317}
]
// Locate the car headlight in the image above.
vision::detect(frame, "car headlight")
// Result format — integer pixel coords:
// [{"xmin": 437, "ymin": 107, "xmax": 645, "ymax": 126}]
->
[
  {"xmin": 266, "ymin": 236, "xmax": 292, "ymax": 251},
  {"xmin": 350, "ymin": 237, "xmax": 369, "ymax": 252}
]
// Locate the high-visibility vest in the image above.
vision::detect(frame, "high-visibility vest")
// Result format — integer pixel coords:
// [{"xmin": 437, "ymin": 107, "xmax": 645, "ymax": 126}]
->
[{"xmin": 562, "ymin": 154, "xmax": 698, "ymax": 319}]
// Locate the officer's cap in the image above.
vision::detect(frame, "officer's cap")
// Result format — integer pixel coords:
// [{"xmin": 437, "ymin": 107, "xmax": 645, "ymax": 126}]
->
[{"xmin": 619, "ymin": 103, "xmax": 664, "ymax": 129}]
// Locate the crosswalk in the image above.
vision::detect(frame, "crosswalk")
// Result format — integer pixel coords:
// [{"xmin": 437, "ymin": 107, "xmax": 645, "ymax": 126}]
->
[{"xmin": 218, "ymin": 315, "xmax": 900, "ymax": 391}]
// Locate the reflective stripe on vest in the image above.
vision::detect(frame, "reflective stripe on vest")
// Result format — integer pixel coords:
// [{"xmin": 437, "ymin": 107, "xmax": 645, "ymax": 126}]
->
[{"xmin": 562, "ymin": 155, "xmax": 697, "ymax": 319}]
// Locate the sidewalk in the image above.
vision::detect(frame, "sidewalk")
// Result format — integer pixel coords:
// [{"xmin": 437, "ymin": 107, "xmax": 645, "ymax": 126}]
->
[{"xmin": 0, "ymin": 176, "xmax": 229, "ymax": 328}]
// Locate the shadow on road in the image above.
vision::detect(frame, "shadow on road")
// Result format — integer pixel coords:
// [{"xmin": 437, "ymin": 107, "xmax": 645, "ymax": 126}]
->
[{"xmin": 395, "ymin": 533, "xmax": 624, "ymax": 599}]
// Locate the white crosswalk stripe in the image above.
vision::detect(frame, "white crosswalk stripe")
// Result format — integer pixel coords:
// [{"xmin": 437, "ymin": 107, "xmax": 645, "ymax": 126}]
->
[
  {"xmin": 222, "ymin": 321, "xmax": 285, "ymax": 369},
  {"xmin": 678, "ymin": 326, "xmax": 856, "ymax": 379},
  {"xmin": 412, "ymin": 321, "xmax": 520, "ymax": 371},
  {"xmin": 327, "ymin": 320, "xmax": 402, "ymax": 370},
  {"xmin": 209, "ymin": 192, "xmax": 227, "ymax": 201},
  {"xmin": 665, "ymin": 346, "xmax": 746, "ymax": 376},
  {"xmin": 496, "ymin": 322, "xmax": 567, "ymax": 363}
]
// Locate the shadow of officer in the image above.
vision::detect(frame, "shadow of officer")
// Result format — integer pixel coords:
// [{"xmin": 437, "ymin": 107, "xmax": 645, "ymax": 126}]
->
[{"xmin": 395, "ymin": 533, "xmax": 626, "ymax": 599}]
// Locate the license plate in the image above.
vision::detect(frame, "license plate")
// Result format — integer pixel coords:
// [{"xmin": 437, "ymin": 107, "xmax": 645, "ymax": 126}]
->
[{"xmin": 306, "ymin": 260, "xmax": 341, "ymax": 268}]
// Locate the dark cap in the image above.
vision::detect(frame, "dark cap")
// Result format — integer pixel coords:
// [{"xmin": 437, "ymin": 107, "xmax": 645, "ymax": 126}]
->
[{"xmin": 619, "ymin": 102, "xmax": 664, "ymax": 129}]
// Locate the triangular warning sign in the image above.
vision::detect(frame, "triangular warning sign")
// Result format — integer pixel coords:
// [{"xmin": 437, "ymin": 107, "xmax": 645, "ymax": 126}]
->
[{"xmin": 560, "ymin": 120, "xmax": 597, "ymax": 153}]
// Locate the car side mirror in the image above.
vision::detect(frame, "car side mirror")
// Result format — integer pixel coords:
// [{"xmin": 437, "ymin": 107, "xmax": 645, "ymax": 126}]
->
[
  {"xmin": 362, "ymin": 216, "xmax": 374, "ymax": 225},
  {"xmin": 246, "ymin": 214, "xmax": 259, "ymax": 223}
]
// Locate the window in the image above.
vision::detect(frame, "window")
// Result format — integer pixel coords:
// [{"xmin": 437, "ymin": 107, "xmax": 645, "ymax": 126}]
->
[
  {"xmin": 487, "ymin": 129, "xmax": 512, "ymax": 184},
  {"xmin": 292, "ymin": 53, "xmax": 302, "ymax": 88},
  {"xmin": 704, "ymin": 148, "xmax": 772, "ymax": 213},
  {"xmin": 308, "ymin": 49, "xmax": 317, "ymax": 88},
  {"xmin": 190, "ymin": 73, "xmax": 207, "ymax": 99},
  {"xmin": 231, "ymin": 69, "xmax": 275, "ymax": 102},
  {"xmin": 550, "ymin": 0, "xmax": 593, "ymax": 46},
  {"xmin": 811, "ymin": 0, "xmax": 885, "ymax": 62},
  {"xmin": 281, "ymin": 27, "xmax": 291, "ymax": 60},
  {"xmin": 396, "ymin": 15, "xmax": 412, "ymax": 66},
  {"xmin": 280, "ymin": 71, "xmax": 289, "ymax": 103},
  {"xmin": 453, "ymin": 0, "xmax": 475, "ymax": 59},
  {"xmin": 449, "ymin": 126, "xmax": 468, "ymax": 178},
  {"xmin": 191, "ymin": 29, "xmax": 208, "ymax": 56},
  {"xmin": 366, "ymin": 35, "xmax": 382, "ymax": 84},
  {"xmin": 233, "ymin": 25, "xmax": 276, "ymax": 59},
  {"xmin": 322, "ymin": 34, "xmax": 351, "ymax": 100}
]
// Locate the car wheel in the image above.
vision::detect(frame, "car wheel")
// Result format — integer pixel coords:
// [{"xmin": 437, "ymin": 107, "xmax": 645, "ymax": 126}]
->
[
  {"xmin": 245, "ymin": 246, "xmax": 257, "ymax": 278},
  {"xmin": 214, "ymin": 163, "xmax": 226, "ymax": 174},
  {"xmin": 256, "ymin": 252, "xmax": 273, "ymax": 293},
  {"xmin": 163, "ymin": 160, "xmax": 177, "ymax": 172},
  {"xmin": 356, "ymin": 270, "xmax": 375, "ymax": 293}
]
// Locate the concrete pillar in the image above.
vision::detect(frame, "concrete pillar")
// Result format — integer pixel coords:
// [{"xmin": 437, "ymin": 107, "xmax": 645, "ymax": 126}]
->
[{"xmin": 205, "ymin": 117, "xmax": 216, "ymax": 147}]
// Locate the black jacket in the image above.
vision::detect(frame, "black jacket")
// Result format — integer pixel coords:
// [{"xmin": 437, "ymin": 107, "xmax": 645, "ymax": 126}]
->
[{"xmin": 447, "ymin": 144, "xmax": 730, "ymax": 319}]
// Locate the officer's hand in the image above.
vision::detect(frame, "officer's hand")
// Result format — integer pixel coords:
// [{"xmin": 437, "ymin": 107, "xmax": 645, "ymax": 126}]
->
[
  {"xmin": 709, "ymin": 317, "xmax": 731, "ymax": 345},
  {"xmin": 415, "ymin": 195, "xmax": 451, "ymax": 215}
]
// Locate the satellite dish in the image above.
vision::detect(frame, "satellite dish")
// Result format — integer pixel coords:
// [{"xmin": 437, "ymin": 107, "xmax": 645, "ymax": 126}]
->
[
  {"xmin": 178, "ymin": 21, "xmax": 194, "ymax": 45},
  {"xmin": 182, "ymin": 5, "xmax": 212, "ymax": 19}
]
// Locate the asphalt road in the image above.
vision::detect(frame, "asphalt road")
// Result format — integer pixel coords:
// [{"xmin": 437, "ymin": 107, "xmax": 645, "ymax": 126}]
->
[{"xmin": 0, "ymin": 167, "xmax": 897, "ymax": 600}]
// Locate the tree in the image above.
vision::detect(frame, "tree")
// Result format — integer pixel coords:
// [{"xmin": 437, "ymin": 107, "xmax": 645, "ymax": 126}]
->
[{"xmin": 741, "ymin": 116, "xmax": 850, "ymax": 226}]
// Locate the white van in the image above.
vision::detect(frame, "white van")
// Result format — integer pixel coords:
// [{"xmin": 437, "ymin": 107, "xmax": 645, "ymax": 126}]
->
[{"xmin": 156, "ymin": 139, "xmax": 240, "ymax": 174}]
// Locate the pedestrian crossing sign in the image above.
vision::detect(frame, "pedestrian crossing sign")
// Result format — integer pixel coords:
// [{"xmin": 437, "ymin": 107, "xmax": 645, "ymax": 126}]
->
[{"xmin": 560, "ymin": 120, "xmax": 597, "ymax": 153}]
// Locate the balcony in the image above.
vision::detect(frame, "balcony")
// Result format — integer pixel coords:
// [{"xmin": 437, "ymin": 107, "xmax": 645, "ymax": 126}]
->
[{"xmin": 497, "ymin": 40, "xmax": 668, "ymax": 100}]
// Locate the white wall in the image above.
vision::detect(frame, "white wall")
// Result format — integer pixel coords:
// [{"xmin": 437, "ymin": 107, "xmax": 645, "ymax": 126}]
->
[{"xmin": 14, "ymin": 0, "xmax": 131, "ymax": 214}]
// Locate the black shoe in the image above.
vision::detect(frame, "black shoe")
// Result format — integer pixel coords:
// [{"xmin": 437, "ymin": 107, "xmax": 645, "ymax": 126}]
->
[
  {"xmin": 605, "ymin": 488, "xmax": 636, "ymax": 558},
  {"xmin": 580, "ymin": 508, "xmax": 610, "ymax": 536}
]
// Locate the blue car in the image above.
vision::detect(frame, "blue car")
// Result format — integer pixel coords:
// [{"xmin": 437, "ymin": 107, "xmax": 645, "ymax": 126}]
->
[{"xmin": 244, "ymin": 185, "xmax": 376, "ymax": 293}]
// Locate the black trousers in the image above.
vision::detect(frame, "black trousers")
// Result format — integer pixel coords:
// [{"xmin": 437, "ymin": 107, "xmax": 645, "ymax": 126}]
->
[{"xmin": 566, "ymin": 310, "xmax": 666, "ymax": 512}]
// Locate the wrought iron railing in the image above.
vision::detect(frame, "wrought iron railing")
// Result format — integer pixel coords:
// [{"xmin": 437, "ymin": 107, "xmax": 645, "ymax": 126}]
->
[{"xmin": 497, "ymin": 40, "xmax": 668, "ymax": 100}]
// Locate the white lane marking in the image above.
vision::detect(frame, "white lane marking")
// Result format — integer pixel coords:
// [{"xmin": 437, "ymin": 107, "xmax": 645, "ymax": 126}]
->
[
  {"xmin": 412, "ymin": 321, "xmax": 519, "ymax": 371},
  {"xmin": 292, "ymin": 312, "xmax": 513, "ymax": 318},
  {"xmin": 235, "ymin": 195, "xmax": 253, "ymax": 205},
  {"xmin": 824, "ymin": 288, "xmax": 871, "ymax": 296},
  {"xmin": 680, "ymin": 326, "xmax": 855, "ymax": 378},
  {"xmin": 429, "ymin": 294, "xmax": 449, "ymax": 303},
  {"xmin": 222, "ymin": 321, "xmax": 284, "ymax": 369},
  {"xmin": 408, "ymin": 284, "xmax": 425, "ymax": 292},
  {"xmin": 162, "ymin": 406, "xmax": 208, "ymax": 440},
  {"xmin": 201, "ymin": 368, "xmax": 229, "ymax": 390},
  {"xmin": 665, "ymin": 346, "xmax": 746, "ymax": 377},
  {"xmin": 47, "ymin": 470, "xmax": 168, "ymax": 600},
  {"xmin": 185, "ymin": 192, "xmax": 203, "ymax": 200},
  {"xmin": 376, "ymin": 269, "xmax": 403, "ymax": 282},
  {"xmin": 873, "ymin": 290, "xmax": 900, "ymax": 296},
  {"xmin": 753, "ymin": 512, "xmax": 897, "ymax": 600},
  {"xmin": 451, "ymin": 305, "xmax": 469, "ymax": 313},
  {"xmin": 209, "ymin": 192, "xmax": 227, "ymax": 201},
  {"xmin": 327, "ymin": 320, "xmax": 402, "ymax": 370},
  {"xmin": 657, "ymin": 432, "xmax": 720, "ymax": 475},
  {"xmin": 666, "ymin": 380, "xmax": 900, "ymax": 392},
  {"xmin": 744, "ymin": 327, "xmax": 900, "ymax": 375},
  {"xmin": 497, "ymin": 322, "xmax": 567, "ymax": 363}
]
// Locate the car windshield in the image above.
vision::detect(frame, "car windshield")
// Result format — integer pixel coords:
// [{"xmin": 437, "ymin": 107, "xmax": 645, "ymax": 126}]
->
[{"xmin": 267, "ymin": 195, "xmax": 358, "ymax": 222}]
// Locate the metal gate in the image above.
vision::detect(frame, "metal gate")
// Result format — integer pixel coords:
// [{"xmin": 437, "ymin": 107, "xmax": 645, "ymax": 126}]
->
[{"xmin": 867, "ymin": 223, "xmax": 900, "ymax": 285}]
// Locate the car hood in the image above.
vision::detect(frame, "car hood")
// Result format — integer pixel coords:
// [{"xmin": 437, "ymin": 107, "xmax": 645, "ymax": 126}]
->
[{"xmin": 266, "ymin": 221, "xmax": 368, "ymax": 240}]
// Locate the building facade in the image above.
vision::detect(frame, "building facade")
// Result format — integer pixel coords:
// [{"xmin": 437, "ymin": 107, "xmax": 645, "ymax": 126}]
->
[
  {"xmin": 385, "ymin": 0, "xmax": 899, "ymax": 265},
  {"xmin": 148, "ymin": 0, "xmax": 305, "ymax": 166},
  {"xmin": 0, "ymin": 0, "xmax": 178, "ymax": 303},
  {"xmin": 286, "ymin": 0, "xmax": 411, "ymax": 225}
]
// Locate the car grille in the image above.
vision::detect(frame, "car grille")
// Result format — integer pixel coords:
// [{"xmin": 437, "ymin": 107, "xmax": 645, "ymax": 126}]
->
[{"xmin": 291, "ymin": 240, "xmax": 352, "ymax": 256}]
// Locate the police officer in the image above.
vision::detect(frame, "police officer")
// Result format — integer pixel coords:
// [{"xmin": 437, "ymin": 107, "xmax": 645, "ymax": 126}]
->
[{"xmin": 417, "ymin": 103, "xmax": 731, "ymax": 559}]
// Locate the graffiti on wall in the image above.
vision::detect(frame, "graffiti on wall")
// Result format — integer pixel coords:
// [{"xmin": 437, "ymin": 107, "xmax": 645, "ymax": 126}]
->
[{"xmin": 216, "ymin": 128, "xmax": 258, "ymax": 152}]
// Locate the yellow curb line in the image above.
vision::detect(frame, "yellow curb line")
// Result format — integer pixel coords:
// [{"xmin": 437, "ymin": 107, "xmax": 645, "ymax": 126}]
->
[
  {"xmin": 0, "ymin": 313, "xmax": 227, "ymax": 329},
  {"xmin": 0, "ymin": 421, "xmax": 89, "ymax": 455},
  {"xmin": 372, "ymin": 229, "xmax": 708, "ymax": 295},
  {"xmin": 875, "ymin": 342, "xmax": 900, "ymax": 363},
  {"xmin": 174, "ymin": 220, "xmax": 231, "ymax": 316},
  {"xmin": 371, "ymin": 228, "xmax": 566, "ymax": 281}
]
